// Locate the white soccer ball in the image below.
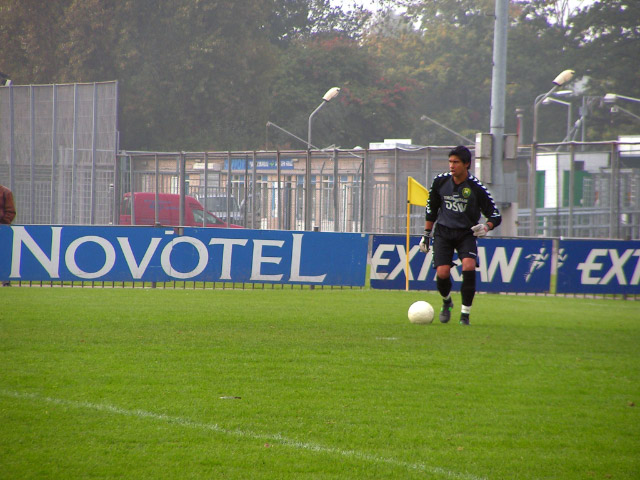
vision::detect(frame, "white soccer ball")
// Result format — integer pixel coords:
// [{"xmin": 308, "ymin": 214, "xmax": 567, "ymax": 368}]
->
[{"xmin": 408, "ymin": 301, "xmax": 434, "ymax": 324}]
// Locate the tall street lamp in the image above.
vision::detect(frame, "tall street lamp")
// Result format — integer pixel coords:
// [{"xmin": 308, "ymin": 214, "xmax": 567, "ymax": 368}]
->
[
  {"xmin": 603, "ymin": 93, "xmax": 640, "ymax": 122},
  {"xmin": 305, "ymin": 87, "xmax": 340, "ymax": 231},
  {"xmin": 532, "ymin": 69, "xmax": 575, "ymax": 144},
  {"xmin": 530, "ymin": 69, "xmax": 575, "ymax": 236},
  {"xmin": 308, "ymin": 87, "xmax": 340, "ymax": 150}
]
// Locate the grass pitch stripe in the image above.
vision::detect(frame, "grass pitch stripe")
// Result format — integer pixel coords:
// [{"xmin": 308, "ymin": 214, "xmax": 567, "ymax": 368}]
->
[{"xmin": 1, "ymin": 389, "xmax": 486, "ymax": 480}]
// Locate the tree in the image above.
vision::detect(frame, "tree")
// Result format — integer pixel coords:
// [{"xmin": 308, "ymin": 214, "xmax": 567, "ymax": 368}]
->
[
  {"xmin": 268, "ymin": 34, "xmax": 415, "ymax": 149},
  {"xmin": 568, "ymin": 0, "xmax": 640, "ymax": 139},
  {"xmin": 0, "ymin": 0, "xmax": 71, "ymax": 83},
  {"xmin": 364, "ymin": 0, "xmax": 496, "ymax": 145}
]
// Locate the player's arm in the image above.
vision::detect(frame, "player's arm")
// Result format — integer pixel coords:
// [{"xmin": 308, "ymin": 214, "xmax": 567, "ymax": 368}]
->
[
  {"xmin": 420, "ymin": 179, "xmax": 440, "ymax": 253},
  {"xmin": 471, "ymin": 183, "xmax": 501, "ymax": 237}
]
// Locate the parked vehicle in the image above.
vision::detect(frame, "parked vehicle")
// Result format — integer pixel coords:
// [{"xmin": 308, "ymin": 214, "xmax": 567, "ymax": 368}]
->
[
  {"xmin": 198, "ymin": 194, "xmax": 244, "ymax": 225},
  {"xmin": 119, "ymin": 192, "xmax": 242, "ymax": 228}
]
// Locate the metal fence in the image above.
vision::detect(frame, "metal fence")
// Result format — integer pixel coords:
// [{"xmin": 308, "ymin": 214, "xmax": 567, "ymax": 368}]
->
[
  {"xmin": 115, "ymin": 147, "xmax": 456, "ymax": 235},
  {"xmin": 0, "ymin": 82, "xmax": 118, "ymax": 225},
  {"xmin": 516, "ymin": 140, "xmax": 640, "ymax": 240},
  {"xmin": 2, "ymin": 82, "xmax": 639, "ymax": 239}
]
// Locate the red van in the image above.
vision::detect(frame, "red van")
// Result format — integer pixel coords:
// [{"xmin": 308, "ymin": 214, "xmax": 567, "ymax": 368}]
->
[{"xmin": 119, "ymin": 192, "xmax": 241, "ymax": 228}]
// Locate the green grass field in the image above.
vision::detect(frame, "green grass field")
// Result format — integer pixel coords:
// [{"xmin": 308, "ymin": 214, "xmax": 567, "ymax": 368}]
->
[{"xmin": 1, "ymin": 287, "xmax": 638, "ymax": 479}]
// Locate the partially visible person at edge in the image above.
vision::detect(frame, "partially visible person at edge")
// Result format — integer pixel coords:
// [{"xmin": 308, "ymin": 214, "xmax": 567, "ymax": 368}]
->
[
  {"xmin": 418, "ymin": 146, "xmax": 501, "ymax": 326},
  {"xmin": 1, "ymin": 184, "xmax": 17, "ymax": 286}
]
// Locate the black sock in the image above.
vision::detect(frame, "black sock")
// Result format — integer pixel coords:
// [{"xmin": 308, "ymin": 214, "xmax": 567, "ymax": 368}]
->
[
  {"xmin": 436, "ymin": 275, "xmax": 452, "ymax": 301},
  {"xmin": 461, "ymin": 270, "xmax": 476, "ymax": 308}
]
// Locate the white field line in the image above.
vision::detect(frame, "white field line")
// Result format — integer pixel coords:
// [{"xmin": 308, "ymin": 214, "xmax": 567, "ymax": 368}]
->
[{"xmin": 1, "ymin": 389, "xmax": 486, "ymax": 480}]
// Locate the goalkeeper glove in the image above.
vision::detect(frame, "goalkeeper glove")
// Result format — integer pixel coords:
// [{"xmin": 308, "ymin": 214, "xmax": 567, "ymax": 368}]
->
[
  {"xmin": 419, "ymin": 230, "xmax": 431, "ymax": 254},
  {"xmin": 471, "ymin": 223, "xmax": 489, "ymax": 237}
]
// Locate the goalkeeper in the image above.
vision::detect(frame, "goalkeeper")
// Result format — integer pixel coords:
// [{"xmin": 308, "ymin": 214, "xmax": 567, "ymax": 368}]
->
[{"xmin": 419, "ymin": 146, "xmax": 501, "ymax": 325}]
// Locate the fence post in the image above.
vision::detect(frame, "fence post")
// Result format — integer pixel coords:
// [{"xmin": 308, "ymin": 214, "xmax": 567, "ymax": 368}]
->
[
  {"xmin": 90, "ymin": 83, "xmax": 98, "ymax": 225},
  {"xmin": 8, "ymin": 84, "xmax": 15, "ymax": 194},
  {"xmin": 361, "ymin": 150, "xmax": 368, "ymax": 233},
  {"xmin": 71, "ymin": 84, "xmax": 78, "ymax": 224},
  {"xmin": 179, "ymin": 152, "xmax": 186, "ymax": 226},
  {"xmin": 305, "ymin": 149, "xmax": 312, "ymax": 230},
  {"xmin": 227, "ymin": 150, "xmax": 232, "ymax": 224},
  {"xmin": 129, "ymin": 155, "xmax": 136, "ymax": 225},
  {"xmin": 243, "ymin": 152, "xmax": 249, "ymax": 228},
  {"xmin": 154, "ymin": 153, "xmax": 160, "ymax": 226},
  {"xmin": 50, "ymin": 84, "xmax": 58, "ymax": 224},
  {"xmin": 610, "ymin": 142, "xmax": 619, "ymax": 239},
  {"xmin": 555, "ymin": 142, "xmax": 560, "ymax": 237},
  {"xmin": 203, "ymin": 152, "xmax": 208, "ymax": 227},
  {"xmin": 277, "ymin": 149, "xmax": 282, "ymax": 230},
  {"xmin": 30, "ymin": 85, "xmax": 35, "ymax": 223},
  {"xmin": 394, "ymin": 148, "xmax": 399, "ymax": 233},
  {"xmin": 568, "ymin": 143, "xmax": 575, "ymax": 237},
  {"xmin": 529, "ymin": 143, "xmax": 537, "ymax": 236},
  {"xmin": 333, "ymin": 149, "xmax": 339, "ymax": 232},
  {"xmin": 251, "ymin": 151, "xmax": 257, "ymax": 229}
]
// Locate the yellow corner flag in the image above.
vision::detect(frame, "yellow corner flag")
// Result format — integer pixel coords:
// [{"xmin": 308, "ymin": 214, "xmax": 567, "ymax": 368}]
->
[
  {"xmin": 407, "ymin": 176, "xmax": 429, "ymax": 206},
  {"xmin": 406, "ymin": 177, "xmax": 429, "ymax": 291}
]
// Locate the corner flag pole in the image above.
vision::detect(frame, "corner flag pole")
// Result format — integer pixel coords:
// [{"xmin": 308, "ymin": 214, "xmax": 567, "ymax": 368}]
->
[
  {"xmin": 406, "ymin": 193, "xmax": 411, "ymax": 291},
  {"xmin": 406, "ymin": 177, "xmax": 429, "ymax": 291}
]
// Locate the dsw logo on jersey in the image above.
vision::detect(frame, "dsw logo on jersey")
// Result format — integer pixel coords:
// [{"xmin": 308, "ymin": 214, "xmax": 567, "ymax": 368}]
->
[{"xmin": 443, "ymin": 194, "xmax": 468, "ymax": 213}]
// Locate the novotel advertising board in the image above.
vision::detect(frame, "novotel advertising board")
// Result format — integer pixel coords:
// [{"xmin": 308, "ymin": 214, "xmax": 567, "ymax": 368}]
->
[
  {"xmin": 370, "ymin": 235, "xmax": 552, "ymax": 293},
  {"xmin": 0, "ymin": 226, "xmax": 369, "ymax": 286},
  {"xmin": 556, "ymin": 239, "xmax": 640, "ymax": 295}
]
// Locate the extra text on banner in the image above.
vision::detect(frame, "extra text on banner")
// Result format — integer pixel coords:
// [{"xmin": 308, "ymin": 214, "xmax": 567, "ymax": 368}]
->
[
  {"xmin": 370, "ymin": 234, "xmax": 553, "ymax": 293},
  {"xmin": 556, "ymin": 239, "xmax": 640, "ymax": 295}
]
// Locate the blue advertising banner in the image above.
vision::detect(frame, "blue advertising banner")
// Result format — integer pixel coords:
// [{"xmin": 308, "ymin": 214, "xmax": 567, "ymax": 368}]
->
[
  {"xmin": 556, "ymin": 239, "xmax": 640, "ymax": 294},
  {"xmin": 370, "ymin": 235, "xmax": 552, "ymax": 293},
  {"xmin": 0, "ymin": 226, "xmax": 369, "ymax": 286}
]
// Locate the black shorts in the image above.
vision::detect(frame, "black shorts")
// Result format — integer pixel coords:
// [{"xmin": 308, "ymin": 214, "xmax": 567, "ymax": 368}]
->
[{"xmin": 432, "ymin": 224, "xmax": 478, "ymax": 268}]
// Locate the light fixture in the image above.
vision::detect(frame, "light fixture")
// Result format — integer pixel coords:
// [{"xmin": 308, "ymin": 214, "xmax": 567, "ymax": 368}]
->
[
  {"xmin": 0, "ymin": 71, "xmax": 11, "ymax": 86},
  {"xmin": 552, "ymin": 69, "xmax": 575, "ymax": 86},
  {"xmin": 603, "ymin": 93, "xmax": 640, "ymax": 105},
  {"xmin": 532, "ymin": 69, "xmax": 576, "ymax": 144},
  {"xmin": 322, "ymin": 87, "xmax": 341, "ymax": 102},
  {"xmin": 308, "ymin": 87, "xmax": 341, "ymax": 150}
]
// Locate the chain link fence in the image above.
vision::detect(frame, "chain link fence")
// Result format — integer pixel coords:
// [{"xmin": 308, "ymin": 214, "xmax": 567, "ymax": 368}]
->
[
  {"xmin": 114, "ymin": 147, "xmax": 456, "ymax": 235},
  {"xmin": 516, "ymin": 140, "xmax": 640, "ymax": 239},
  {"xmin": 0, "ymin": 82, "xmax": 118, "ymax": 225},
  {"xmin": 2, "ymin": 83, "xmax": 639, "ymax": 239}
]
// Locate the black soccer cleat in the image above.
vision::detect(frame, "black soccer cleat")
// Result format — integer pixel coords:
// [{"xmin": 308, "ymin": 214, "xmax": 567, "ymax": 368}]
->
[
  {"xmin": 460, "ymin": 313, "xmax": 470, "ymax": 326},
  {"xmin": 439, "ymin": 300, "xmax": 453, "ymax": 323}
]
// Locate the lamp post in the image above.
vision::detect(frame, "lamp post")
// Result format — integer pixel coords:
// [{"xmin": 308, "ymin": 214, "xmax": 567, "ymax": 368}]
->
[
  {"xmin": 530, "ymin": 69, "xmax": 575, "ymax": 236},
  {"xmin": 305, "ymin": 87, "xmax": 340, "ymax": 231},
  {"xmin": 610, "ymin": 105, "xmax": 640, "ymax": 122},
  {"xmin": 541, "ymin": 96, "xmax": 573, "ymax": 141},
  {"xmin": 308, "ymin": 87, "xmax": 340, "ymax": 150},
  {"xmin": 532, "ymin": 70, "xmax": 574, "ymax": 144},
  {"xmin": 603, "ymin": 93, "xmax": 640, "ymax": 122}
]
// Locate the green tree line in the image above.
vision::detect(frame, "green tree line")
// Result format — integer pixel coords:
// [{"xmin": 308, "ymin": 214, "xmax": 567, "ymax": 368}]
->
[{"xmin": 1, "ymin": 0, "xmax": 638, "ymax": 151}]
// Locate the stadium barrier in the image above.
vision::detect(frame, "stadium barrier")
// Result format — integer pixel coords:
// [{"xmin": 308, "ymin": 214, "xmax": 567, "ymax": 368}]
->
[
  {"xmin": 556, "ymin": 239, "xmax": 640, "ymax": 295},
  {"xmin": 2, "ymin": 225, "xmax": 638, "ymax": 296},
  {"xmin": 370, "ymin": 235, "xmax": 553, "ymax": 293},
  {"xmin": 1, "ymin": 225, "xmax": 368, "ymax": 287},
  {"xmin": 370, "ymin": 234, "xmax": 640, "ymax": 296}
]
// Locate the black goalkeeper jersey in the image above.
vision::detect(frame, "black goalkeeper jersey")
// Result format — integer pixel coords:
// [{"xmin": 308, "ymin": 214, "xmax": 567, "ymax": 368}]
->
[{"xmin": 425, "ymin": 172, "xmax": 502, "ymax": 230}]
